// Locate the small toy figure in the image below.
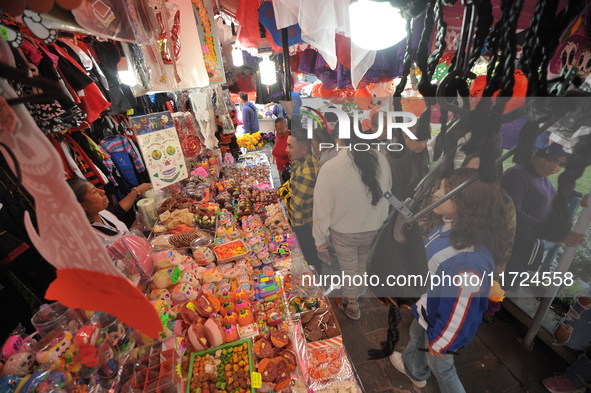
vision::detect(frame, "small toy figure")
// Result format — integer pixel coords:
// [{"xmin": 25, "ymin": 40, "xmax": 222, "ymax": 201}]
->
[
  {"xmin": 74, "ymin": 325, "xmax": 101, "ymax": 369},
  {"xmin": 36, "ymin": 329, "xmax": 80, "ymax": 373}
]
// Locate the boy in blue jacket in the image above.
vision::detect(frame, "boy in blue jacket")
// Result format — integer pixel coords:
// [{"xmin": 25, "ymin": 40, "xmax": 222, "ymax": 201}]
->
[{"xmin": 390, "ymin": 169, "xmax": 513, "ymax": 393}]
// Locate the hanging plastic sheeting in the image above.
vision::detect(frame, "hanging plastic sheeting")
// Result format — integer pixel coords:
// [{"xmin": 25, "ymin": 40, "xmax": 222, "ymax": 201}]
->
[
  {"xmin": 272, "ymin": 0, "xmax": 299, "ymax": 30},
  {"xmin": 292, "ymin": 0, "xmax": 376, "ymax": 89},
  {"xmin": 351, "ymin": 39, "xmax": 377, "ymax": 89},
  {"xmin": 298, "ymin": 0, "xmax": 349, "ymax": 71},
  {"xmin": 235, "ymin": 0, "xmax": 262, "ymax": 50},
  {"xmin": 71, "ymin": 0, "xmax": 138, "ymax": 42},
  {"xmin": 150, "ymin": 0, "xmax": 210, "ymax": 91},
  {"xmin": 259, "ymin": 1, "xmax": 305, "ymax": 48},
  {"xmin": 189, "ymin": 88, "xmax": 218, "ymax": 149}
]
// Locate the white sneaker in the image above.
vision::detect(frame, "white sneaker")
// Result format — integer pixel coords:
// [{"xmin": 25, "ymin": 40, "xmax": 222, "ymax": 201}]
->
[{"xmin": 389, "ymin": 351, "xmax": 427, "ymax": 388}]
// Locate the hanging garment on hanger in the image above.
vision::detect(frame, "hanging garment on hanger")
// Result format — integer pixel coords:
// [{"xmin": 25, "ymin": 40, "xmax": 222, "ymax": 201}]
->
[
  {"xmin": 59, "ymin": 39, "xmax": 112, "ymax": 103},
  {"xmin": 63, "ymin": 134, "xmax": 108, "ymax": 188},
  {"xmin": 100, "ymin": 135, "xmax": 146, "ymax": 190},
  {"xmin": 0, "ymin": 155, "xmax": 56, "ymax": 335},
  {"xmin": 0, "ymin": 37, "xmax": 162, "ymax": 338},
  {"xmin": 49, "ymin": 44, "xmax": 111, "ymax": 123},
  {"xmin": 9, "ymin": 46, "xmax": 87, "ymax": 133},
  {"xmin": 47, "ymin": 134, "xmax": 77, "ymax": 179},
  {"xmin": 69, "ymin": 131, "xmax": 116, "ymax": 186},
  {"xmin": 59, "ymin": 140, "xmax": 86, "ymax": 179},
  {"xmin": 88, "ymin": 40, "xmax": 133, "ymax": 114},
  {"xmin": 189, "ymin": 90, "xmax": 218, "ymax": 149}
]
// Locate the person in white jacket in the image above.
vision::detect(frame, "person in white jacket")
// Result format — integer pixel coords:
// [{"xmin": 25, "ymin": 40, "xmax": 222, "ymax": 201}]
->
[{"xmin": 313, "ymin": 121, "xmax": 392, "ymax": 320}]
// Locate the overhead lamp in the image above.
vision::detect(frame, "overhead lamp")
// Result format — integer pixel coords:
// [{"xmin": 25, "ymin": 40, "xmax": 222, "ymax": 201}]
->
[
  {"xmin": 258, "ymin": 36, "xmax": 276, "ymax": 85},
  {"xmin": 231, "ymin": 36, "xmax": 244, "ymax": 67},
  {"xmin": 259, "ymin": 55, "xmax": 276, "ymax": 85},
  {"xmin": 349, "ymin": 0, "xmax": 406, "ymax": 50},
  {"xmin": 230, "ymin": 22, "xmax": 243, "ymax": 67}
]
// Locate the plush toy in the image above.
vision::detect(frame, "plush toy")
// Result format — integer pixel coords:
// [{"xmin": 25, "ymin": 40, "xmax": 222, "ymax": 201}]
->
[
  {"xmin": 35, "ymin": 329, "xmax": 80, "ymax": 373},
  {"xmin": 73, "ymin": 325, "xmax": 101, "ymax": 369}
]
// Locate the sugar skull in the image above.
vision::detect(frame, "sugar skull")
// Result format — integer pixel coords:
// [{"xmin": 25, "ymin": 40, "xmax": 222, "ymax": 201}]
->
[
  {"xmin": 149, "ymin": 288, "xmax": 173, "ymax": 305},
  {"xmin": 178, "ymin": 272, "xmax": 198, "ymax": 286},
  {"xmin": 1, "ymin": 352, "xmax": 35, "ymax": 377},
  {"xmin": 170, "ymin": 283, "xmax": 199, "ymax": 304}
]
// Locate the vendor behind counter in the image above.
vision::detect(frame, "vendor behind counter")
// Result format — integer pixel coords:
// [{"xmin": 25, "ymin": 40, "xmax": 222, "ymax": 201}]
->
[{"xmin": 67, "ymin": 178, "xmax": 152, "ymax": 243}]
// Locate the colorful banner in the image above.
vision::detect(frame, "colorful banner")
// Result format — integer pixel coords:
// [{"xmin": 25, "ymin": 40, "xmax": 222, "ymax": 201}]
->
[
  {"xmin": 192, "ymin": 0, "xmax": 226, "ymax": 84},
  {"xmin": 131, "ymin": 111, "xmax": 188, "ymax": 190}
]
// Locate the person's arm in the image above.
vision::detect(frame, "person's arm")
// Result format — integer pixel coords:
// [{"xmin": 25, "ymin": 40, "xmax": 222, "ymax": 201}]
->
[
  {"xmin": 388, "ymin": 156, "xmax": 407, "ymax": 201},
  {"xmin": 313, "ymin": 169, "xmax": 332, "ymax": 247},
  {"xmin": 117, "ymin": 183, "xmax": 153, "ymax": 213},
  {"xmin": 426, "ymin": 255, "xmax": 489, "ymax": 354},
  {"xmin": 500, "ymin": 168, "xmax": 541, "ymax": 231},
  {"xmin": 243, "ymin": 107, "xmax": 251, "ymax": 133},
  {"xmin": 290, "ymin": 166, "xmax": 316, "ymax": 223}
]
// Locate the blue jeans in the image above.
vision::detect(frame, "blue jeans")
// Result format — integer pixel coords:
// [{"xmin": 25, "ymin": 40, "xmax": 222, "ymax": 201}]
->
[
  {"xmin": 566, "ymin": 350, "xmax": 591, "ymax": 388},
  {"xmin": 402, "ymin": 319, "xmax": 466, "ymax": 393}
]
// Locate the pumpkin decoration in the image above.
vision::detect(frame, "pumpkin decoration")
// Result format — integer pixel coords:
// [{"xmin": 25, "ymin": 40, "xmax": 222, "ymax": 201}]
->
[
  {"xmin": 469, "ymin": 70, "xmax": 528, "ymax": 114},
  {"xmin": 354, "ymin": 87, "xmax": 374, "ymax": 110}
]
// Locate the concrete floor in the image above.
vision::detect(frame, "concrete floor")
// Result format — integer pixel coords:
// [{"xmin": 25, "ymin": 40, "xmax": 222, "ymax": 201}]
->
[
  {"xmin": 331, "ymin": 295, "xmax": 583, "ymax": 393},
  {"xmin": 255, "ymin": 148, "xmax": 583, "ymax": 393}
]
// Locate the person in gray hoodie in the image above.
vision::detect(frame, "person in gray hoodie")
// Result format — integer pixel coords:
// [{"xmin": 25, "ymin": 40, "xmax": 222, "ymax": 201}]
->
[{"xmin": 240, "ymin": 92, "xmax": 259, "ymax": 134}]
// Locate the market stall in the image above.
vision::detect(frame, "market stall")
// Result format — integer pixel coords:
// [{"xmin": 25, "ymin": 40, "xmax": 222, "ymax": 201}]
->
[{"xmin": 2, "ymin": 0, "xmax": 591, "ymax": 392}]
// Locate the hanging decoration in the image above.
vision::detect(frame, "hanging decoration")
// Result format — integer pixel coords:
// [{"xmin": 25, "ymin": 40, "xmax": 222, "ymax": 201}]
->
[
  {"xmin": 469, "ymin": 69, "xmax": 528, "ymax": 114},
  {"xmin": 130, "ymin": 111, "xmax": 188, "ymax": 190},
  {"xmin": 549, "ymin": 2, "xmax": 591, "ymax": 80},
  {"xmin": 192, "ymin": 0, "xmax": 226, "ymax": 84},
  {"xmin": 0, "ymin": 0, "xmax": 82, "ymax": 17}
]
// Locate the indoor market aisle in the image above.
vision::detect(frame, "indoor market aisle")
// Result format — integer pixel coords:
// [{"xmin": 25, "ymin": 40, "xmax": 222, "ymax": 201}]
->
[{"xmin": 331, "ymin": 296, "xmax": 572, "ymax": 393}]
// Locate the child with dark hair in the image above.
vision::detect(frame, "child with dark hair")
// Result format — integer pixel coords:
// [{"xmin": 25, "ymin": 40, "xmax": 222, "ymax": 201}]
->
[
  {"xmin": 313, "ymin": 121, "xmax": 392, "ymax": 320},
  {"xmin": 391, "ymin": 168, "xmax": 513, "ymax": 392}
]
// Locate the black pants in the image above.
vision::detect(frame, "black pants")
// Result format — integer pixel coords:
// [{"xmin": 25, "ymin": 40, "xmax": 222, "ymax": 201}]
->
[{"xmin": 292, "ymin": 224, "xmax": 323, "ymax": 274}]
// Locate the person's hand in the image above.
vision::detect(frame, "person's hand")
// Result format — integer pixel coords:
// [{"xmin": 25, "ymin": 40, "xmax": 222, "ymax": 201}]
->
[
  {"xmin": 428, "ymin": 343, "xmax": 444, "ymax": 357},
  {"xmin": 317, "ymin": 243, "xmax": 328, "ymax": 252},
  {"xmin": 135, "ymin": 183, "xmax": 153, "ymax": 194},
  {"xmin": 561, "ymin": 230, "xmax": 585, "ymax": 247},
  {"xmin": 581, "ymin": 194, "xmax": 589, "ymax": 208},
  {"xmin": 269, "ymin": 156, "xmax": 276, "ymax": 163}
]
